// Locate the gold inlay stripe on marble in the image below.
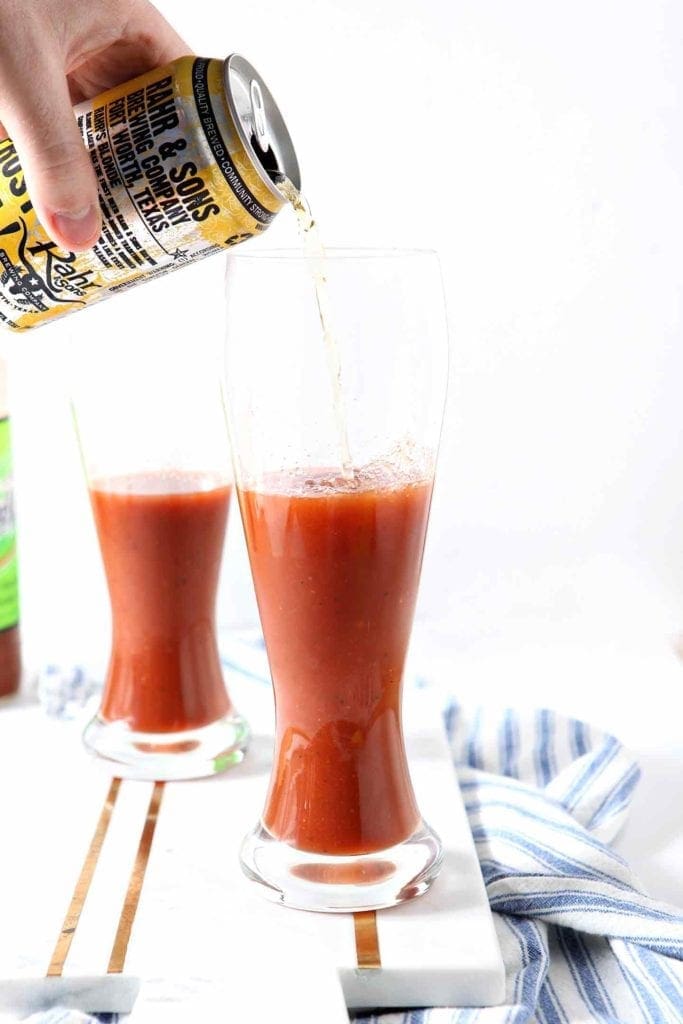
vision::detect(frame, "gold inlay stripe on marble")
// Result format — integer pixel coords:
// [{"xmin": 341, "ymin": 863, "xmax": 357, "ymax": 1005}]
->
[
  {"xmin": 46, "ymin": 776, "xmax": 122, "ymax": 977},
  {"xmin": 108, "ymin": 780, "xmax": 165, "ymax": 974},
  {"xmin": 354, "ymin": 910, "xmax": 382, "ymax": 969}
]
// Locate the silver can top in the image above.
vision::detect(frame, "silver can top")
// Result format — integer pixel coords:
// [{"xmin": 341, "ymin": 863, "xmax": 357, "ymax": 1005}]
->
[{"xmin": 223, "ymin": 55, "xmax": 301, "ymax": 201}]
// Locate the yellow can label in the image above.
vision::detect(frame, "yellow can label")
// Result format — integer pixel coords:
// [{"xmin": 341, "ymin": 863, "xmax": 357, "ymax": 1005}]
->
[{"xmin": 0, "ymin": 56, "xmax": 282, "ymax": 331}]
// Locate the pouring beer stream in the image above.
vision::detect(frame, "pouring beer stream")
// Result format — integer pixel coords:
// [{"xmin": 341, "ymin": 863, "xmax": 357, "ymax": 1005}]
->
[{"xmin": 277, "ymin": 177, "xmax": 354, "ymax": 479}]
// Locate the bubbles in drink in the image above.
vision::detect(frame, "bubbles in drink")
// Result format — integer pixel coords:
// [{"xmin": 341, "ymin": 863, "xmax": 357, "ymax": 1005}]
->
[{"xmin": 250, "ymin": 442, "xmax": 434, "ymax": 497}]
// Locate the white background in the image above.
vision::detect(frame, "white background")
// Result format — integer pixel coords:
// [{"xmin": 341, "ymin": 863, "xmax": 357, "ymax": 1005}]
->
[{"xmin": 2, "ymin": 1, "xmax": 682, "ymax": 901}]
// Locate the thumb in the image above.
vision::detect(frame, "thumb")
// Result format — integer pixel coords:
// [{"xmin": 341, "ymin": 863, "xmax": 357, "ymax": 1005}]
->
[{"xmin": 1, "ymin": 58, "xmax": 101, "ymax": 251}]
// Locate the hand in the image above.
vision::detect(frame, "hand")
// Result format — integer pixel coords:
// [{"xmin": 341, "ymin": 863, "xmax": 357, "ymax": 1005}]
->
[{"xmin": 0, "ymin": 0, "xmax": 189, "ymax": 250}]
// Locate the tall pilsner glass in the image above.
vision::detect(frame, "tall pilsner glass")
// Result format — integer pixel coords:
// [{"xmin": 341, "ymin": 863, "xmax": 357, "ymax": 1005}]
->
[
  {"xmin": 225, "ymin": 248, "xmax": 449, "ymax": 911},
  {"xmin": 73, "ymin": 331, "xmax": 249, "ymax": 780}
]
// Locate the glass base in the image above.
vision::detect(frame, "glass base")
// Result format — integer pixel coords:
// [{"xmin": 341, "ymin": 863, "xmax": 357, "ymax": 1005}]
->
[
  {"xmin": 82, "ymin": 711, "xmax": 250, "ymax": 780},
  {"xmin": 239, "ymin": 819, "xmax": 443, "ymax": 912}
]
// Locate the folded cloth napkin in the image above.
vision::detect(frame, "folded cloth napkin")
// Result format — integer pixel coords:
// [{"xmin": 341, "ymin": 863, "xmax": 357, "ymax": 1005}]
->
[{"xmin": 356, "ymin": 701, "xmax": 683, "ymax": 1024}]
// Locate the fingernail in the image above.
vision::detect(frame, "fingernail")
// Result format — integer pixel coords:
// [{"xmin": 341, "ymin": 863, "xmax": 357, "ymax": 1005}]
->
[{"xmin": 51, "ymin": 205, "xmax": 101, "ymax": 249}]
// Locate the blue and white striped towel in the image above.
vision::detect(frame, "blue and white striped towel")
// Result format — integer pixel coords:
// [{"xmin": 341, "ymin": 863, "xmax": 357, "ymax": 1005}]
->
[
  {"xmin": 356, "ymin": 700, "xmax": 683, "ymax": 1023},
  {"xmin": 29, "ymin": 647, "xmax": 683, "ymax": 1023}
]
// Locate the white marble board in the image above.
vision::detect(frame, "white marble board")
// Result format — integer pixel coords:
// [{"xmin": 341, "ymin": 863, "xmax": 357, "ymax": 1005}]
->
[{"xmin": 0, "ymin": 684, "xmax": 504, "ymax": 1020}]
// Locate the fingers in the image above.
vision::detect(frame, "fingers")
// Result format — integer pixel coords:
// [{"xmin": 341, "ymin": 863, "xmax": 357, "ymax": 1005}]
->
[
  {"xmin": 0, "ymin": 48, "xmax": 100, "ymax": 251},
  {"xmin": 65, "ymin": 0, "xmax": 191, "ymax": 98},
  {"xmin": 127, "ymin": 0, "xmax": 191, "ymax": 66},
  {"xmin": 0, "ymin": 0, "xmax": 191, "ymax": 253}
]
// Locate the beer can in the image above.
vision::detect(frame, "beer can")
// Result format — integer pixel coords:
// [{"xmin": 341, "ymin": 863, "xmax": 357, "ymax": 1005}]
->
[{"xmin": 0, "ymin": 55, "xmax": 300, "ymax": 331}]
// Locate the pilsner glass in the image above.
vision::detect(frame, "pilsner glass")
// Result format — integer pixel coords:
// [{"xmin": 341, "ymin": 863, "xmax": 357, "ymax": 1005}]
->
[
  {"xmin": 73, "ymin": 331, "xmax": 249, "ymax": 780},
  {"xmin": 225, "ymin": 248, "xmax": 449, "ymax": 911}
]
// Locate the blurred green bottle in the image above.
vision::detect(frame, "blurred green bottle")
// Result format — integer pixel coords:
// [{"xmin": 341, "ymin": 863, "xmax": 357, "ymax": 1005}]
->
[{"xmin": 0, "ymin": 357, "xmax": 20, "ymax": 696}]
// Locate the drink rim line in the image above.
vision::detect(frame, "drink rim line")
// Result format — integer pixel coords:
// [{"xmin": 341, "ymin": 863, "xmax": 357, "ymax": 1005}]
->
[{"xmin": 225, "ymin": 246, "xmax": 440, "ymax": 262}]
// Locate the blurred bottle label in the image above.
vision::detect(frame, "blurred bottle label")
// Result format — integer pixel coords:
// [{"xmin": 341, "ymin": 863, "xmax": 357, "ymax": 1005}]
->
[{"xmin": 0, "ymin": 417, "xmax": 18, "ymax": 630}]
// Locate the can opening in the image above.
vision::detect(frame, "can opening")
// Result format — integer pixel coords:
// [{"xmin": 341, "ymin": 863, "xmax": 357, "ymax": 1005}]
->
[{"xmin": 250, "ymin": 139, "xmax": 281, "ymax": 182}]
